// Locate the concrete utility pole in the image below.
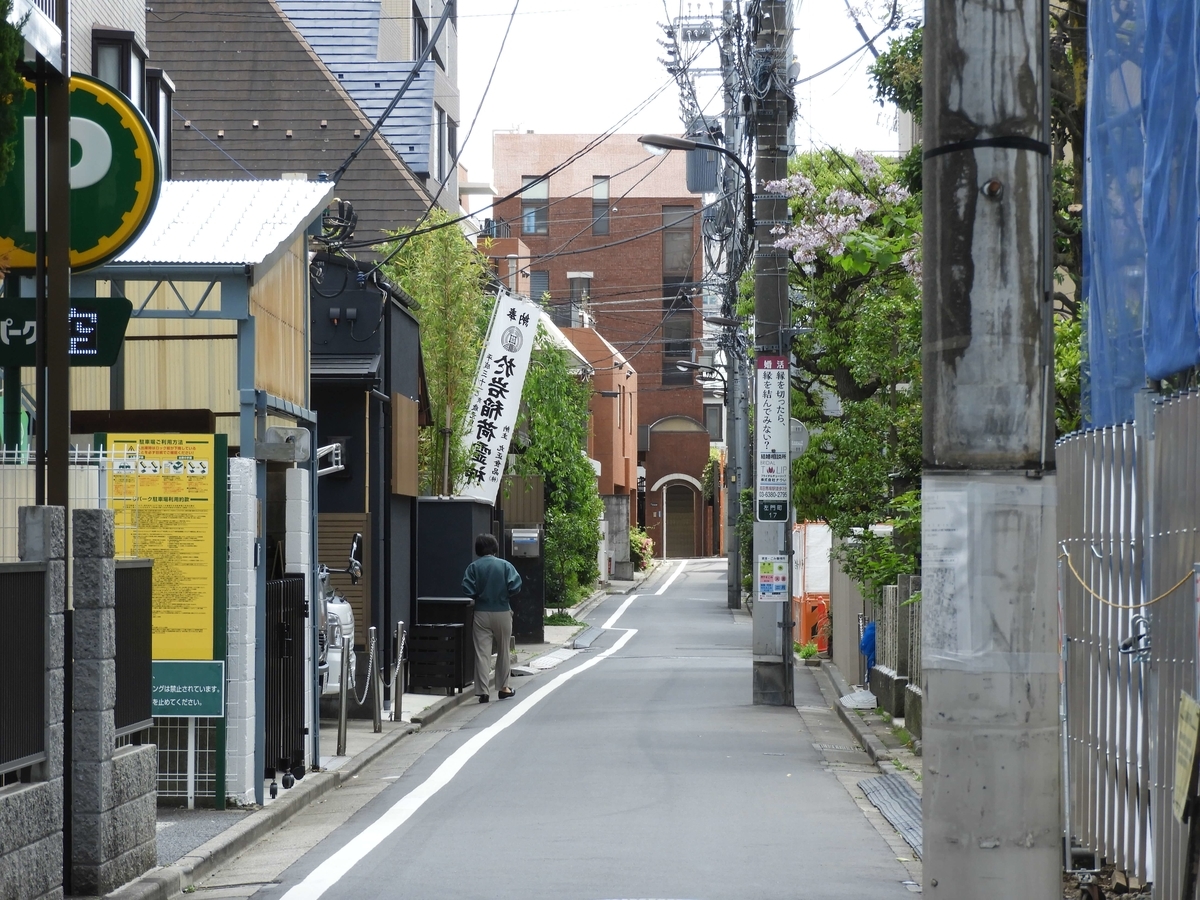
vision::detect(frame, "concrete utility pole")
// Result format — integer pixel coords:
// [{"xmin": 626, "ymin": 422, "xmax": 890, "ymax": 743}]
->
[
  {"xmin": 923, "ymin": 0, "xmax": 1060, "ymax": 894},
  {"xmin": 719, "ymin": 0, "xmax": 744, "ymax": 611},
  {"xmin": 750, "ymin": 0, "xmax": 794, "ymax": 706}
]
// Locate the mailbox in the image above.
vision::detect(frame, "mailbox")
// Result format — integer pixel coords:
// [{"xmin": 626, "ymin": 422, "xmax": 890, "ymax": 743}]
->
[{"xmin": 511, "ymin": 528, "xmax": 541, "ymax": 558}]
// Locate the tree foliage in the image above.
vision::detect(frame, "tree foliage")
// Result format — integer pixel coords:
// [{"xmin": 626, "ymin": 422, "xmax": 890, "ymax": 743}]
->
[
  {"xmin": 381, "ymin": 209, "xmax": 490, "ymax": 494},
  {"xmin": 509, "ymin": 331, "xmax": 603, "ymax": 606},
  {"xmin": 0, "ymin": 0, "xmax": 24, "ymax": 190},
  {"xmin": 759, "ymin": 149, "xmax": 923, "ymax": 599}
]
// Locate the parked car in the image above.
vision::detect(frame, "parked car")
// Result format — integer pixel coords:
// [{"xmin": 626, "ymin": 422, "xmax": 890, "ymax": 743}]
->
[{"xmin": 317, "ymin": 534, "xmax": 362, "ymax": 697}]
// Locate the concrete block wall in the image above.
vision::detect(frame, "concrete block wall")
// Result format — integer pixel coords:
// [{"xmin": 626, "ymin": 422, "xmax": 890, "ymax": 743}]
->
[
  {"xmin": 284, "ymin": 467, "xmax": 314, "ymax": 768},
  {"xmin": 0, "ymin": 507, "xmax": 66, "ymax": 900},
  {"xmin": 225, "ymin": 458, "xmax": 258, "ymax": 805},
  {"xmin": 602, "ymin": 494, "xmax": 633, "ymax": 579},
  {"xmin": 71, "ymin": 509, "xmax": 156, "ymax": 896}
]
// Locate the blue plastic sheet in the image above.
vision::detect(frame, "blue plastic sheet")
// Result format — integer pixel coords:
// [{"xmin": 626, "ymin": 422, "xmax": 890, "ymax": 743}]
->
[
  {"xmin": 1084, "ymin": 0, "xmax": 1147, "ymax": 427},
  {"xmin": 1141, "ymin": 0, "xmax": 1200, "ymax": 381}
]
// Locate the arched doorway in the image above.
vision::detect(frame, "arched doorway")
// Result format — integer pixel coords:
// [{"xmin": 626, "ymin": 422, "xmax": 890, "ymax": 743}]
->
[{"xmin": 663, "ymin": 483, "xmax": 696, "ymax": 558}]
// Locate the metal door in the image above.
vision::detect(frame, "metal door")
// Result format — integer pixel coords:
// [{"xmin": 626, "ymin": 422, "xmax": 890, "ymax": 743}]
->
[{"xmin": 664, "ymin": 484, "xmax": 695, "ymax": 558}]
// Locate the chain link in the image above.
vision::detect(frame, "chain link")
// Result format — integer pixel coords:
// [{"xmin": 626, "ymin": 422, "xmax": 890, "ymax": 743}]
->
[{"xmin": 352, "ymin": 631, "xmax": 375, "ymax": 707}]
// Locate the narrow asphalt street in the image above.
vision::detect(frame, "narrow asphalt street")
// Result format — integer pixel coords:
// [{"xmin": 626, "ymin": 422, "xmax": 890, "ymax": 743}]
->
[{"xmin": 192, "ymin": 559, "xmax": 918, "ymax": 900}]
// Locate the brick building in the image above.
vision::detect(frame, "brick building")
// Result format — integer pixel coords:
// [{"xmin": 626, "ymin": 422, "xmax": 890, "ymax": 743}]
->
[{"xmin": 492, "ymin": 133, "xmax": 713, "ymax": 558}]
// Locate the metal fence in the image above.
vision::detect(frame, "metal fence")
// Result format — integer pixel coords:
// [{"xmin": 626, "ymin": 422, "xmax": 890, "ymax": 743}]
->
[
  {"xmin": 1058, "ymin": 422, "xmax": 1152, "ymax": 883},
  {"xmin": 1144, "ymin": 391, "xmax": 1200, "ymax": 899},
  {"xmin": 0, "ymin": 564, "xmax": 46, "ymax": 778},
  {"xmin": 877, "ymin": 584, "xmax": 900, "ymax": 672},
  {"xmin": 115, "ymin": 560, "xmax": 153, "ymax": 737},
  {"xmin": 265, "ymin": 575, "xmax": 307, "ymax": 779}
]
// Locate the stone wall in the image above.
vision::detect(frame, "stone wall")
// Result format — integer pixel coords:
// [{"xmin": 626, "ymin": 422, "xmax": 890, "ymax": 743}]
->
[
  {"xmin": 71, "ymin": 509, "xmax": 156, "ymax": 895},
  {"xmin": 225, "ymin": 458, "xmax": 258, "ymax": 804},
  {"xmin": 0, "ymin": 507, "xmax": 66, "ymax": 900}
]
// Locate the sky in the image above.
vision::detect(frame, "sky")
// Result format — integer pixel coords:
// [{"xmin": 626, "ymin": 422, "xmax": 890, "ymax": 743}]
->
[{"xmin": 455, "ymin": 0, "xmax": 919, "ymax": 194}]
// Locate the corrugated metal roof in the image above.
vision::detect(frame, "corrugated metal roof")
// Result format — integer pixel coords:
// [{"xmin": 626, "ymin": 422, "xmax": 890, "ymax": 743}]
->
[{"xmin": 116, "ymin": 180, "xmax": 335, "ymax": 266}]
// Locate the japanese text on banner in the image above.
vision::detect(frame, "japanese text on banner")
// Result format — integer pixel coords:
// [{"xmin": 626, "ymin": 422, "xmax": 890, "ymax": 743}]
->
[
  {"xmin": 756, "ymin": 356, "xmax": 790, "ymax": 522},
  {"xmin": 458, "ymin": 290, "xmax": 541, "ymax": 505}
]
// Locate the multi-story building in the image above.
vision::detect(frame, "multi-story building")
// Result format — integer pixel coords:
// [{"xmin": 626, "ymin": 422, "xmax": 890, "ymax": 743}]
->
[
  {"xmin": 492, "ymin": 133, "xmax": 713, "ymax": 559},
  {"xmin": 276, "ymin": 0, "xmax": 461, "ymax": 210}
]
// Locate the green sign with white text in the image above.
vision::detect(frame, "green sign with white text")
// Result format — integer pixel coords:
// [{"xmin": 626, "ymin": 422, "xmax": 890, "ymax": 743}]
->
[
  {"xmin": 0, "ymin": 75, "xmax": 161, "ymax": 271},
  {"xmin": 0, "ymin": 297, "xmax": 132, "ymax": 366},
  {"xmin": 151, "ymin": 660, "xmax": 225, "ymax": 718}
]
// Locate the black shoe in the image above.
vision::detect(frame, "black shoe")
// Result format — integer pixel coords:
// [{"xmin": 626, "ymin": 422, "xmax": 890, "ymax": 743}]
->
[
  {"xmin": 498, "ymin": 688, "xmax": 515, "ymax": 700},
  {"xmin": 477, "ymin": 694, "xmax": 489, "ymax": 703}
]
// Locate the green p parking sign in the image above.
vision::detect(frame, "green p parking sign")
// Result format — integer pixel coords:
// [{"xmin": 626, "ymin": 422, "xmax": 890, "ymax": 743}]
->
[{"xmin": 0, "ymin": 75, "xmax": 161, "ymax": 271}]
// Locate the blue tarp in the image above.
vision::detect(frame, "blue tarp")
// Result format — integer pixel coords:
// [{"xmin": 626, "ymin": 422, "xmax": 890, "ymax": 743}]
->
[
  {"xmin": 1084, "ymin": 0, "xmax": 1147, "ymax": 427},
  {"xmin": 1085, "ymin": 0, "xmax": 1200, "ymax": 425},
  {"xmin": 1141, "ymin": 0, "xmax": 1200, "ymax": 381}
]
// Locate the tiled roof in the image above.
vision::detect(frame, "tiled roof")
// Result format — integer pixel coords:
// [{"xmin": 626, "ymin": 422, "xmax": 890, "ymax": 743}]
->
[
  {"xmin": 146, "ymin": 0, "xmax": 435, "ymax": 252},
  {"xmin": 115, "ymin": 180, "xmax": 335, "ymax": 266}
]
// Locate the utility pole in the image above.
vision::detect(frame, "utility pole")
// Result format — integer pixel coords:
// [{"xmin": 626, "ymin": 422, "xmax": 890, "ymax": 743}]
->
[
  {"xmin": 750, "ymin": 0, "xmax": 794, "ymax": 706},
  {"xmin": 923, "ymin": 0, "xmax": 1060, "ymax": 894},
  {"xmin": 719, "ymin": 0, "xmax": 744, "ymax": 611}
]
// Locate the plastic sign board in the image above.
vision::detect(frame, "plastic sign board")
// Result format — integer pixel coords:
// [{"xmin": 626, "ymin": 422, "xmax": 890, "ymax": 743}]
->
[
  {"xmin": 0, "ymin": 297, "xmax": 132, "ymax": 366},
  {"xmin": 0, "ymin": 75, "xmax": 162, "ymax": 271},
  {"xmin": 756, "ymin": 355, "xmax": 789, "ymax": 521},
  {"xmin": 107, "ymin": 434, "xmax": 224, "ymax": 660},
  {"xmin": 757, "ymin": 555, "xmax": 788, "ymax": 599},
  {"xmin": 151, "ymin": 660, "xmax": 225, "ymax": 718},
  {"xmin": 458, "ymin": 288, "xmax": 540, "ymax": 505}
]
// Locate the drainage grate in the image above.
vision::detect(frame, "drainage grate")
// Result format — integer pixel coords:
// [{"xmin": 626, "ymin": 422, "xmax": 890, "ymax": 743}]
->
[
  {"xmin": 814, "ymin": 743, "xmax": 859, "ymax": 752},
  {"xmin": 859, "ymin": 774, "xmax": 922, "ymax": 858}
]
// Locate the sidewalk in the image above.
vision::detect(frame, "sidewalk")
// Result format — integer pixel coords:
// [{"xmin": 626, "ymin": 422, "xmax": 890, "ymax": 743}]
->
[{"xmin": 110, "ymin": 569, "xmax": 658, "ymax": 900}]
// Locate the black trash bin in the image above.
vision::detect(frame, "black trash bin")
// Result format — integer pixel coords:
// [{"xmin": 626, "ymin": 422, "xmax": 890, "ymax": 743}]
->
[{"xmin": 409, "ymin": 597, "xmax": 475, "ymax": 693}]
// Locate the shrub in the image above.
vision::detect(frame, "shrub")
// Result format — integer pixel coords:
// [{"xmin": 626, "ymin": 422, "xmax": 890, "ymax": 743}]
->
[{"xmin": 629, "ymin": 525, "xmax": 654, "ymax": 571}]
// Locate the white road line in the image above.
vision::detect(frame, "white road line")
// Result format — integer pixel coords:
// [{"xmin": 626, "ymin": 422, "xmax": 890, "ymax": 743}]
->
[
  {"xmin": 655, "ymin": 558, "xmax": 687, "ymax": 595},
  {"xmin": 280, "ymin": 605, "xmax": 641, "ymax": 900},
  {"xmin": 601, "ymin": 593, "xmax": 639, "ymax": 630}
]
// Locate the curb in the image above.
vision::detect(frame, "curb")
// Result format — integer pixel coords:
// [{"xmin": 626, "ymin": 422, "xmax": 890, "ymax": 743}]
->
[
  {"xmin": 409, "ymin": 689, "xmax": 476, "ymax": 726},
  {"xmin": 813, "ymin": 659, "xmax": 892, "ymax": 765},
  {"xmin": 107, "ymin": 722, "xmax": 417, "ymax": 900}
]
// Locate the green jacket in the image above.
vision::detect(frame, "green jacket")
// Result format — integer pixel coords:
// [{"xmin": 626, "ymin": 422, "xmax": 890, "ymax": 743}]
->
[{"xmin": 461, "ymin": 554, "xmax": 522, "ymax": 612}]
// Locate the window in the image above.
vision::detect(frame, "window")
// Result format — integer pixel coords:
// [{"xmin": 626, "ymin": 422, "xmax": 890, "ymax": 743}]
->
[
  {"xmin": 145, "ymin": 69, "xmax": 175, "ymax": 179},
  {"xmin": 661, "ymin": 289, "xmax": 694, "ymax": 385},
  {"xmin": 412, "ymin": 3, "xmax": 428, "ymax": 59},
  {"xmin": 704, "ymin": 404, "xmax": 723, "ymax": 441},
  {"xmin": 521, "ymin": 176, "xmax": 549, "ymax": 235},
  {"xmin": 662, "ymin": 205, "xmax": 696, "ymax": 282},
  {"xmin": 592, "ymin": 176, "xmax": 610, "ymax": 235},
  {"xmin": 433, "ymin": 106, "xmax": 446, "ymax": 182},
  {"xmin": 529, "ymin": 270, "xmax": 549, "ymax": 301},
  {"xmin": 92, "ymin": 29, "xmax": 146, "ymax": 109},
  {"xmin": 447, "ymin": 118, "xmax": 457, "ymax": 170},
  {"xmin": 568, "ymin": 273, "xmax": 591, "ymax": 305}
]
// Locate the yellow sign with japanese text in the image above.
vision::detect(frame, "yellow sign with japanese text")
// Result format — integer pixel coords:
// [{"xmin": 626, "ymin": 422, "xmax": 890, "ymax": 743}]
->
[{"xmin": 108, "ymin": 433, "xmax": 219, "ymax": 660}]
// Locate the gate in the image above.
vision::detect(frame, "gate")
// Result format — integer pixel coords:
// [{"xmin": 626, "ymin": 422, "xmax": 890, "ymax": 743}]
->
[
  {"xmin": 115, "ymin": 560, "xmax": 153, "ymax": 737},
  {"xmin": 265, "ymin": 575, "xmax": 306, "ymax": 779},
  {"xmin": 0, "ymin": 564, "xmax": 46, "ymax": 777}
]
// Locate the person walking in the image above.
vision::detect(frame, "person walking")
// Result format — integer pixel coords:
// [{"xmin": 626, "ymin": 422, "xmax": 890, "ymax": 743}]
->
[{"xmin": 462, "ymin": 533, "xmax": 522, "ymax": 703}]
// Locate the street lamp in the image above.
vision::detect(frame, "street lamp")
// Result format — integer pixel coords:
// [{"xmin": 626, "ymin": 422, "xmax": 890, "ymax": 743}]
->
[
  {"xmin": 675, "ymin": 360, "xmax": 727, "ymax": 390},
  {"xmin": 638, "ymin": 134, "xmax": 755, "ymax": 229}
]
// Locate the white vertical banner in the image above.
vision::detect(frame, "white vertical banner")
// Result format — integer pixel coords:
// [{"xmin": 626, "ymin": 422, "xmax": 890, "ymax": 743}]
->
[
  {"xmin": 755, "ymin": 355, "xmax": 790, "ymax": 521},
  {"xmin": 457, "ymin": 289, "xmax": 541, "ymax": 504}
]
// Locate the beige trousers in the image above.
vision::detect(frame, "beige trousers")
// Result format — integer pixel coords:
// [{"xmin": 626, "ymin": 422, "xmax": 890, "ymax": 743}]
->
[{"xmin": 472, "ymin": 609, "xmax": 512, "ymax": 697}]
